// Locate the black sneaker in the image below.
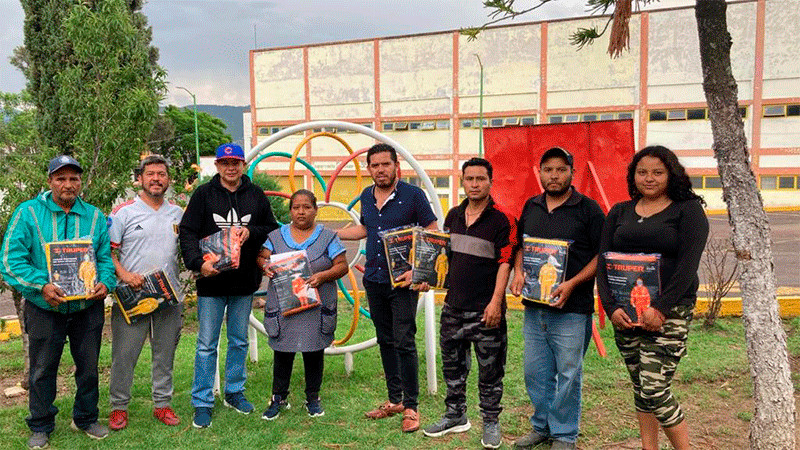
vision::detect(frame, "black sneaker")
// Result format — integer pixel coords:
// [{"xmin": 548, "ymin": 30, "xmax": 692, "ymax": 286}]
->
[
  {"xmin": 262, "ymin": 395, "xmax": 291, "ymax": 420},
  {"xmin": 27, "ymin": 431, "xmax": 49, "ymax": 449},
  {"xmin": 71, "ymin": 420, "xmax": 109, "ymax": 440},
  {"xmin": 224, "ymin": 391, "xmax": 254, "ymax": 415},
  {"xmin": 514, "ymin": 429, "xmax": 548, "ymax": 448},
  {"xmin": 192, "ymin": 407, "xmax": 213, "ymax": 429},
  {"xmin": 422, "ymin": 414, "xmax": 471, "ymax": 437},
  {"xmin": 305, "ymin": 398, "xmax": 325, "ymax": 417},
  {"xmin": 481, "ymin": 421, "xmax": 502, "ymax": 449}
]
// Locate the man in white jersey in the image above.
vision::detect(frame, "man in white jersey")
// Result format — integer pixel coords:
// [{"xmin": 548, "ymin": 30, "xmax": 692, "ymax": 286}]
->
[{"xmin": 107, "ymin": 155, "xmax": 184, "ymax": 430}]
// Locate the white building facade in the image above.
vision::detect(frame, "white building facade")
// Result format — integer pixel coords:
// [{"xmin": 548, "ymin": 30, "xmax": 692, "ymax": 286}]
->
[{"xmin": 249, "ymin": 0, "xmax": 800, "ymax": 212}]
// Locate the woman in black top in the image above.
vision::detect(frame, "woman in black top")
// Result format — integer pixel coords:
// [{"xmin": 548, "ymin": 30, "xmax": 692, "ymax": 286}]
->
[{"xmin": 597, "ymin": 146, "xmax": 709, "ymax": 450}]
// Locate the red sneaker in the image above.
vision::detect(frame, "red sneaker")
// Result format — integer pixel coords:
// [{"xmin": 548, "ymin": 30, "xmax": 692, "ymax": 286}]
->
[
  {"xmin": 109, "ymin": 409, "xmax": 128, "ymax": 431},
  {"xmin": 153, "ymin": 406, "xmax": 181, "ymax": 426}
]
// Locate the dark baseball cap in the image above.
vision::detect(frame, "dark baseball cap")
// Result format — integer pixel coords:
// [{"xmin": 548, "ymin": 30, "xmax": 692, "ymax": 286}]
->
[
  {"xmin": 215, "ymin": 143, "xmax": 245, "ymax": 161},
  {"xmin": 48, "ymin": 155, "xmax": 83, "ymax": 175},
  {"xmin": 539, "ymin": 147, "xmax": 574, "ymax": 167}
]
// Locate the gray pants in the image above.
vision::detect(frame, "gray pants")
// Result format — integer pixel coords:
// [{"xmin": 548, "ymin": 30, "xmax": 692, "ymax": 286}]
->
[{"xmin": 109, "ymin": 303, "xmax": 183, "ymax": 410}]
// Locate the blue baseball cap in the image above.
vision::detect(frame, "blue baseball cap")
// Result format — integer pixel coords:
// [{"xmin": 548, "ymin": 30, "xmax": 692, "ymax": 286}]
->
[
  {"xmin": 215, "ymin": 143, "xmax": 245, "ymax": 161},
  {"xmin": 48, "ymin": 155, "xmax": 83, "ymax": 175}
]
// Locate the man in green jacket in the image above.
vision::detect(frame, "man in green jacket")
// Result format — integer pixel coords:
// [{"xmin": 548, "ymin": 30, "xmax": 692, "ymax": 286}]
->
[{"xmin": 1, "ymin": 155, "xmax": 116, "ymax": 449}]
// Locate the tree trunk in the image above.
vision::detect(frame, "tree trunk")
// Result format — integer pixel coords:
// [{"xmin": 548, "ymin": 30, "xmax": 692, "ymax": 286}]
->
[
  {"xmin": 11, "ymin": 289, "xmax": 29, "ymax": 390},
  {"xmin": 695, "ymin": 1, "xmax": 796, "ymax": 448}
]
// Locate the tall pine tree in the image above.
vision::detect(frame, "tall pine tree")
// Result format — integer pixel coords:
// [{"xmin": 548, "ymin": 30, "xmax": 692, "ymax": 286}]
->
[{"xmin": 19, "ymin": 0, "xmax": 165, "ymax": 209}]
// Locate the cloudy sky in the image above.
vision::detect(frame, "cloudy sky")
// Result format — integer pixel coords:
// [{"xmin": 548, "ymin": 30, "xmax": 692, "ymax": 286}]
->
[{"xmin": 0, "ymin": 0, "xmax": 686, "ymax": 107}]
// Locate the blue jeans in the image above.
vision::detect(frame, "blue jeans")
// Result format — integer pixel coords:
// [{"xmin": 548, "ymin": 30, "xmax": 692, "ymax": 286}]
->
[
  {"xmin": 523, "ymin": 307, "xmax": 592, "ymax": 443},
  {"xmin": 192, "ymin": 295, "xmax": 252, "ymax": 408}
]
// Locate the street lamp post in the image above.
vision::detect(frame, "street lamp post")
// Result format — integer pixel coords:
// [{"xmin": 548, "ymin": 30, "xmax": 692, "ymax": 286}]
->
[
  {"xmin": 474, "ymin": 54, "xmax": 484, "ymax": 157},
  {"xmin": 176, "ymin": 86, "xmax": 200, "ymax": 165}
]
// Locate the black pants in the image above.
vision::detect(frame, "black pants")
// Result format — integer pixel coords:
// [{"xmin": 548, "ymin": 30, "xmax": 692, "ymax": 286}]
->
[
  {"xmin": 363, "ymin": 279, "xmax": 419, "ymax": 410},
  {"xmin": 440, "ymin": 305, "xmax": 507, "ymax": 422},
  {"xmin": 25, "ymin": 301, "xmax": 104, "ymax": 433},
  {"xmin": 271, "ymin": 350, "xmax": 324, "ymax": 401}
]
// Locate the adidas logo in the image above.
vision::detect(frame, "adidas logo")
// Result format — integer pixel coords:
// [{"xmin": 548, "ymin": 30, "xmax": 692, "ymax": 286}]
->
[{"xmin": 213, "ymin": 209, "xmax": 251, "ymax": 228}]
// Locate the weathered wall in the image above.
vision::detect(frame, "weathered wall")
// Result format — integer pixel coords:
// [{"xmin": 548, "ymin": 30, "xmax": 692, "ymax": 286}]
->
[
  {"xmin": 548, "ymin": 16, "xmax": 639, "ymax": 109},
  {"xmin": 309, "ymin": 42, "xmax": 374, "ymax": 119},
  {"xmin": 253, "ymin": 49, "xmax": 305, "ymax": 121},
  {"xmin": 458, "ymin": 25, "xmax": 540, "ymax": 114},
  {"xmin": 380, "ymin": 35, "xmax": 452, "ymax": 117}
]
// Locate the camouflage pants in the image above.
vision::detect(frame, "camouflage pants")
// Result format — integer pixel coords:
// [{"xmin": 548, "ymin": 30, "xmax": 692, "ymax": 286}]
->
[
  {"xmin": 614, "ymin": 305, "xmax": 692, "ymax": 428},
  {"xmin": 440, "ymin": 305, "xmax": 507, "ymax": 422}
]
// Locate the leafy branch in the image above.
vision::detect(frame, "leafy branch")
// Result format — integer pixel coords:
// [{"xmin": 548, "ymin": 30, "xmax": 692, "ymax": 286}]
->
[{"xmin": 464, "ymin": 0, "xmax": 657, "ymax": 57}]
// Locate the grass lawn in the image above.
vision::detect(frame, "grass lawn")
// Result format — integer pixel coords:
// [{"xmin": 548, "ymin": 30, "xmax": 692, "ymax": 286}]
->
[{"xmin": 1, "ymin": 306, "xmax": 797, "ymax": 449}]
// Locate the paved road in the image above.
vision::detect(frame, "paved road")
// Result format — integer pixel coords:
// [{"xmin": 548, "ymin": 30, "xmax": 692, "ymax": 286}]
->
[{"xmin": 1, "ymin": 211, "xmax": 797, "ymax": 317}]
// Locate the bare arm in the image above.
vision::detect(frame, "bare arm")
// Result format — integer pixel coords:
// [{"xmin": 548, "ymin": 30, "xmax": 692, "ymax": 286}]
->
[
  {"xmin": 111, "ymin": 249, "xmax": 143, "ymax": 289},
  {"xmin": 482, "ymin": 262, "xmax": 511, "ymax": 327},
  {"xmin": 510, "ymin": 249, "xmax": 525, "ymax": 296},
  {"xmin": 337, "ymin": 224, "xmax": 367, "ymax": 241},
  {"xmin": 308, "ymin": 253, "xmax": 348, "ymax": 288}
]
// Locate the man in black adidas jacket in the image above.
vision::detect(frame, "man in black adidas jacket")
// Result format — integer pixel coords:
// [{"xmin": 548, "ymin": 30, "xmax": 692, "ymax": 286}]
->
[{"xmin": 179, "ymin": 143, "xmax": 278, "ymax": 429}]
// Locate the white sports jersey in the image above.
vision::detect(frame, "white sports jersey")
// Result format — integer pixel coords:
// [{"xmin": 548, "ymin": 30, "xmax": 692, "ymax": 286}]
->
[{"xmin": 108, "ymin": 196, "xmax": 184, "ymax": 300}]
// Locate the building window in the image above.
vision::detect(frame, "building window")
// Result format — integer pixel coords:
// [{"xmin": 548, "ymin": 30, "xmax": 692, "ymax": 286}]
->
[
  {"xmin": 382, "ymin": 123, "xmax": 393, "ymax": 131},
  {"xmin": 763, "ymin": 105, "xmax": 785, "ymax": 117},
  {"xmin": 421, "ymin": 121, "xmax": 436, "ymax": 131},
  {"xmin": 778, "ymin": 176, "xmax": 797, "ymax": 189},
  {"xmin": 409, "ymin": 122, "xmax": 421, "ymax": 130},
  {"xmin": 490, "ymin": 118, "xmax": 504, "ymax": 127},
  {"xmin": 521, "ymin": 116, "xmax": 536, "ymax": 126},
  {"xmin": 582, "ymin": 113, "xmax": 598, "ymax": 122},
  {"xmin": 649, "ymin": 110, "xmax": 667, "ymax": 121},
  {"xmin": 504, "ymin": 117, "xmax": 520, "ymax": 126},
  {"xmin": 565, "ymin": 114, "xmax": 580, "ymax": 123},
  {"xmin": 394, "ymin": 122, "xmax": 408, "ymax": 131},
  {"xmin": 436, "ymin": 120, "xmax": 450, "ymax": 130},
  {"xmin": 760, "ymin": 176, "xmax": 777, "ymax": 190},
  {"xmin": 549, "ymin": 115, "xmax": 563, "ymax": 124},
  {"xmin": 668, "ymin": 109, "xmax": 687, "ymax": 120},
  {"xmin": 461, "ymin": 119, "xmax": 473, "ymax": 128},
  {"xmin": 763, "ymin": 104, "xmax": 800, "ymax": 118},
  {"xmin": 402, "ymin": 176, "xmax": 420, "ymax": 186},
  {"xmin": 599, "ymin": 113, "xmax": 614, "ymax": 121},
  {"xmin": 434, "ymin": 176, "xmax": 449, "ymax": 188},
  {"xmin": 689, "ymin": 176, "xmax": 703, "ymax": 189},
  {"xmin": 704, "ymin": 176, "xmax": 722, "ymax": 189},
  {"xmin": 687, "ymin": 108, "xmax": 706, "ymax": 120},
  {"xmin": 258, "ymin": 127, "xmax": 270, "ymax": 136},
  {"xmin": 618, "ymin": 112, "xmax": 633, "ymax": 120}
]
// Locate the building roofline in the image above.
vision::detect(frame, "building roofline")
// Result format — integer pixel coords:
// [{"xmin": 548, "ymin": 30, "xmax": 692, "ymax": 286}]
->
[{"xmin": 250, "ymin": 0, "xmax": 755, "ymax": 55}]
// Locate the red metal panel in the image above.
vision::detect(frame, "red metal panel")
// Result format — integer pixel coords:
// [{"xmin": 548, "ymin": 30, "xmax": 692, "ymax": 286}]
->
[
  {"xmin": 484, "ymin": 120, "xmax": 634, "ymax": 218},
  {"xmin": 587, "ymin": 120, "xmax": 636, "ymax": 211},
  {"xmin": 484, "ymin": 127, "xmax": 537, "ymax": 219}
]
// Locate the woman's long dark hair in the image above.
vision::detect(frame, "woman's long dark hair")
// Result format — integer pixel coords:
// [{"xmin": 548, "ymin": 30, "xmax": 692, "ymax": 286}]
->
[{"xmin": 626, "ymin": 145, "xmax": 705, "ymax": 205}]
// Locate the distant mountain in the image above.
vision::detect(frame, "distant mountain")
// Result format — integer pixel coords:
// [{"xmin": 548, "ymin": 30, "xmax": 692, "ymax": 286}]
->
[{"xmin": 167, "ymin": 104, "xmax": 249, "ymax": 145}]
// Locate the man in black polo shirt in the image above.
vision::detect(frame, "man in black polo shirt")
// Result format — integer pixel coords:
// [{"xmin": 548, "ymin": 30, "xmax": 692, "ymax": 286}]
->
[
  {"xmin": 511, "ymin": 147, "xmax": 605, "ymax": 450},
  {"xmin": 337, "ymin": 143, "xmax": 437, "ymax": 433},
  {"xmin": 422, "ymin": 158, "xmax": 517, "ymax": 449}
]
